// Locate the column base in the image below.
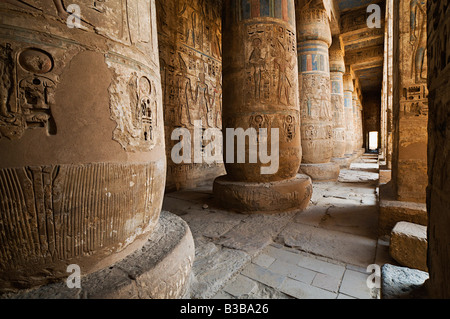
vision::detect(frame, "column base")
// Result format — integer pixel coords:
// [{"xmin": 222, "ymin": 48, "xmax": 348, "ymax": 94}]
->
[
  {"xmin": 300, "ymin": 162, "xmax": 340, "ymax": 181},
  {"xmin": 213, "ymin": 174, "xmax": 313, "ymax": 214},
  {"xmin": 1, "ymin": 211, "xmax": 195, "ymax": 299},
  {"xmin": 331, "ymin": 157, "xmax": 350, "ymax": 169}
]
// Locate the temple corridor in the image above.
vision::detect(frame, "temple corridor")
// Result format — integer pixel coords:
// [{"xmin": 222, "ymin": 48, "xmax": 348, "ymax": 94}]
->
[
  {"xmin": 164, "ymin": 153, "xmax": 385, "ymax": 299},
  {"xmin": 0, "ymin": 0, "xmax": 449, "ymax": 301}
]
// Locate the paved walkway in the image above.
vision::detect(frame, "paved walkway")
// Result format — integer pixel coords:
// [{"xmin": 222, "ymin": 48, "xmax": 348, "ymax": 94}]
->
[{"xmin": 162, "ymin": 154, "xmax": 397, "ymax": 299}]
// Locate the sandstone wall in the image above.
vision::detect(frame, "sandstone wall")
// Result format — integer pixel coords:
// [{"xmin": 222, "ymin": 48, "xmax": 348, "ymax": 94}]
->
[{"xmin": 427, "ymin": 0, "xmax": 450, "ymax": 299}]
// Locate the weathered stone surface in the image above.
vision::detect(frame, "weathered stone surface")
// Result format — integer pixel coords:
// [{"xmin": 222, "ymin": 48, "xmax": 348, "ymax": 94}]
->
[
  {"xmin": 189, "ymin": 245, "xmax": 250, "ymax": 299},
  {"xmin": 279, "ymin": 222, "xmax": 377, "ymax": 268},
  {"xmin": 391, "ymin": 0, "xmax": 428, "ymax": 204},
  {"xmin": 427, "ymin": 0, "xmax": 450, "ymax": 299},
  {"xmin": 379, "ymin": 169, "xmax": 392, "ymax": 184},
  {"xmin": 214, "ymin": 174, "xmax": 313, "ymax": 214},
  {"xmin": 1, "ymin": 211, "xmax": 195, "ymax": 299},
  {"xmin": 0, "ymin": 0, "xmax": 166, "ymax": 292},
  {"xmin": 381, "ymin": 264, "xmax": 429, "ymax": 299},
  {"xmin": 218, "ymin": 212, "xmax": 302, "ymax": 256},
  {"xmin": 390, "ymin": 222, "xmax": 428, "ymax": 272},
  {"xmin": 214, "ymin": 0, "xmax": 311, "ymax": 213},
  {"xmin": 329, "ymin": 36, "xmax": 347, "ymax": 161},
  {"xmin": 379, "ymin": 200, "xmax": 428, "ymax": 236},
  {"xmin": 156, "ymin": 0, "xmax": 225, "ymax": 191},
  {"xmin": 296, "ymin": 4, "xmax": 340, "ymax": 181},
  {"xmin": 300, "ymin": 162, "xmax": 340, "ymax": 182},
  {"xmin": 343, "ymin": 70, "xmax": 355, "ymax": 156}
]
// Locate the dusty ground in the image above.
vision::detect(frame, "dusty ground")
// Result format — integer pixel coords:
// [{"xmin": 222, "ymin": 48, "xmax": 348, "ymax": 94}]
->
[{"xmin": 162, "ymin": 154, "xmax": 399, "ymax": 299}]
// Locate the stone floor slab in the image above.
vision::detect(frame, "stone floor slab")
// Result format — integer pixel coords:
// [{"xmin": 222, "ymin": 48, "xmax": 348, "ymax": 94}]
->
[
  {"xmin": 339, "ymin": 269, "xmax": 372, "ymax": 299},
  {"xmin": 280, "ymin": 223, "xmax": 378, "ymax": 268},
  {"xmin": 268, "ymin": 260, "xmax": 317, "ymax": 285},
  {"xmin": 240, "ymin": 263, "xmax": 286, "ymax": 289},
  {"xmin": 279, "ymin": 277, "xmax": 337, "ymax": 299}
]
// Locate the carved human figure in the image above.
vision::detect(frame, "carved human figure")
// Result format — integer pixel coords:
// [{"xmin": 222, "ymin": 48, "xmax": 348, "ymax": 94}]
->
[
  {"xmin": 249, "ymin": 38, "xmax": 266, "ymax": 100},
  {"xmin": 194, "ymin": 72, "xmax": 210, "ymax": 126},
  {"xmin": 273, "ymin": 41, "xmax": 294, "ymax": 105},
  {"xmin": 410, "ymin": 0, "xmax": 427, "ymax": 83},
  {"xmin": 318, "ymin": 83, "xmax": 332, "ymax": 119}
]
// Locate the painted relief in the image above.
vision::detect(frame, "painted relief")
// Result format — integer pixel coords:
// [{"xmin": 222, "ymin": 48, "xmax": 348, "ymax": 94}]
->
[
  {"xmin": 158, "ymin": 0, "xmax": 222, "ymax": 131},
  {"xmin": 244, "ymin": 23, "xmax": 297, "ymax": 107}
]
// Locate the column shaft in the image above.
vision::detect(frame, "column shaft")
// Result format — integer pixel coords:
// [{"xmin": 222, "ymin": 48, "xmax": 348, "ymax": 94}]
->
[
  {"xmin": 296, "ymin": 4, "xmax": 340, "ymax": 181},
  {"xmin": 329, "ymin": 36, "xmax": 347, "ymax": 166},
  {"xmin": 214, "ymin": 0, "xmax": 312, "ymax": 213}
]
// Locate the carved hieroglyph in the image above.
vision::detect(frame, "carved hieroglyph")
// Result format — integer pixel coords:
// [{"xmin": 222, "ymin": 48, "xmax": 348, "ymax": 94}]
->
[
  {"xmin": 0, "ymin": 0, "xmax": 168, "ymax": 291},
  {"xmin": 296, "ymin": 5, "xmax": 333, "ymax": 165},
  {"xmin": 156, "ymin": 0, "xmax": 224, "ymax": 190},
  {"xmin": 214, "ymin": 0, "xmax": 312, "ymax": 214},
  {"xmin": 329, "ymin": 37, "xmax": 346, "ymax": 159},
  {"xmin": 222, "ymin": 0, "xmax": 301, "ymax": 183}
]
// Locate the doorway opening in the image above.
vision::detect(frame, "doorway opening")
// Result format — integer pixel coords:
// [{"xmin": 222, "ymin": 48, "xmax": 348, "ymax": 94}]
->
[{"xmin": 369, "ymin": 131, "xmax": 379, "ymax": 151}]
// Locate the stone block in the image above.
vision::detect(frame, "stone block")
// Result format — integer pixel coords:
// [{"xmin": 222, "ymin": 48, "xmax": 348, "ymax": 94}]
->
[
  {"xmin": 279, "ymin": 277, "xmax": 337, "ymax": 299},
  {"xmin": 379, "ymin": 200, "xmax": 428, "ymax": 236},
  {"xmin": 390, "ymin": 222, "xmax": 428, "ymax": 272},
  {"xmin": 213, "ymin": 174, "xmax": 313, "ymax": 214},
  {"xmin": 381, "ymin": 264, "xmax": 429, "ymax": 299}
]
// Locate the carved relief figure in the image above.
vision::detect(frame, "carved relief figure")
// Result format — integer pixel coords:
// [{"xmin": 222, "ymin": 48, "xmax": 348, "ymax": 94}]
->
[
  {"xmin": 194, "ymin": 72, "xmax": 210, "ymax": 126},
  {"xmin": 249, "ymin": 38, "xmax": 266, "ymax": 101},
  {"xmin": 410, "ymin": 0, "xmax": 427, "ymax": 83},
  {"xmin": 273, "ymin": 41, "xmax": 294, "ymax": 105}
]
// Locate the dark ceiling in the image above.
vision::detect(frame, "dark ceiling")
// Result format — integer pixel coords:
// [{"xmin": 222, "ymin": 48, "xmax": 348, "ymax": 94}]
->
[{"xmin": 335, "ymin": 0, "xmax": 386, "ymax": 95}]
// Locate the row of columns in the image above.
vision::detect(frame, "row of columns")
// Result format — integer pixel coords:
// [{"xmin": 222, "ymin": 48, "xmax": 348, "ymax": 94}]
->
[{"xmin": 214, "ymin": 0, "xmax": 365, "ymax": 213}]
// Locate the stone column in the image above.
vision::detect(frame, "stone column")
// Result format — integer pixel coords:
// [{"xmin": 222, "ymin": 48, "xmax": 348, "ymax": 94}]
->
[
  {"xmin": 343, "ymin": 69, "xmax": 355, "ymax": 158},
  {"xmin": 386, "ymin": 0, "xmax": 394, "ymax": 169},
  {"xmin": 356, "ymin": 98, "xmax": 365, "ymax": 155},
  {"xmin": 156, "ymin": 0, "xmax": 225, "ymax": 191},
  {"xmin": 214, "ymin": 0, "xmax": 313, "ymax": 213},
  {"xmin": 329, "ymin": 37, "xmax": 347, "ymax": 167},
  {"xmin": 296, "ymin": 4, "xmax": 340, "ymax": 181},
  {"xmin": 0, "ymin": 0, "xmax": 194, "ymax": 296}
]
